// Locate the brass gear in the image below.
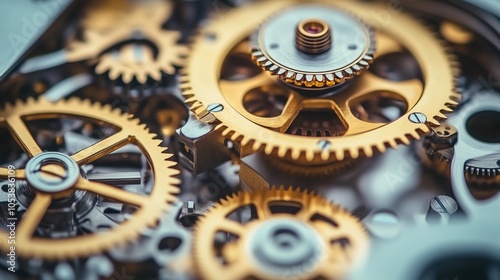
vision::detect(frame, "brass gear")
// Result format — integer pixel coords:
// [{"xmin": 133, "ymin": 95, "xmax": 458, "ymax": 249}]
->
[
  {"xmin": 0, "ymin": 97, "xmax": 180, "ymax": 260},
  {"xmin": 193, "ymin": 186, "xmax": 369, "ymax": 280},
  {"xmin": 67, "ymin": 0, "xmax": 189, "ymax": 84},
  {"xmin": 181, "ymin": 0, "xmax": 459, "ymax": 165}
]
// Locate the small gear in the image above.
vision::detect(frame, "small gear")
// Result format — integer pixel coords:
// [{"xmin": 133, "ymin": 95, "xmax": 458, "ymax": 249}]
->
[
  {"xmin": 251, "ymin": 6, "xmax": 375, "ymax": 88},
  {"xmin": 193, "ymin": 186, "xmax": 369, "ymax": 280},
  {"xmin": 0, "ymin": 97, "xmax": 179, "ymax": 260},
  {"xmin": 66, "ymin": 0, "xmax": 188, "ymax": 85},
  {"xmin": 181, "ymin": 0, "xmax": 459, "ymax": 167},
  {"xmin": 421, "ymin": 91, "xmax": 500, "ymax": 185}
]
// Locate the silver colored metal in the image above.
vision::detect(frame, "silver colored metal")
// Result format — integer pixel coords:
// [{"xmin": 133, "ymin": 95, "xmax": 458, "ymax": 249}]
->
[
  {"xmin": 25, "ymin": 152, "xmax": 80, "ymax": 193},
  {"xmin": 176, "ymin": 114, "xmax": 231, "ymax": 174},
  {"xmin": 465, "ymin": 153, "xmax": 500, "ymax": 176},
  {"xmin": 206, "ymin": 103, "xmax": 224, "ymax": 113},
  {"xmin": 110, "ymin": 202, "xmax": 193, "ymax": 280},
  {"xmin": 248, "ymin": 218, "xmax": 324, "ymax": 276},
  {"xmin": 252, "ymin": 5, "xmax": 373, "ymax": 87},
  {"xmin": 426, "ymin": 195, "xmax": 458, "ymax": 224},
  {"xmin": 408, "ymin": 112, "xmax": 427, "ymax": 124},
  {"xmin": 44, "ymin": 74, "xmax": 94, "ymax": 102},
  {"xmin": 448, "ymin": 92, "xmax": 500, "ymax": 216},
  {"xmin": 362, "ymin": 209, "xmax": 402, "ymax": 239},
  {"xmin": 187, "ymin": 200, "xmax": 195, "ymax": 213},
  {"xmin": 349, "ymin": 217, "xmax": 500, "ymax": 280},
  {"xmin": 86, "ymin": 172, "xmax": 141, "ymax": 185}
]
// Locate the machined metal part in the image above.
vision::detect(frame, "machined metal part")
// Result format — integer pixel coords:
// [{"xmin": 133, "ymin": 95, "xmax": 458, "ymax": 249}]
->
[{"xmin": 176, "ymin": 114, "xmax": 232, "ymax": 174}]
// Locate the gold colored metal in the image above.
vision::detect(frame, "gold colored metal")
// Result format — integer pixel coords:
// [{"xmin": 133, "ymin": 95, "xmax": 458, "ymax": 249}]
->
[
  {"xmin": 193, "ymin": 187, "xmax": 369, "ymax": 280},
  {"xmin": 0, "ymin": 97, "xmax": 180, "ymax": 260},
  {"xmin": 181, "ymin": 0, "xmax": 459, "ymax": 165},
  {"xmin": 296, "ymin": 19, "xmax": 332, "ymax": 54},
  {"xmin": 441, "ymin": 21, "xmax": 474, "ymax": 45},
  {"xmin": 67, "ymin": 0, "xmax": 188, "ymax": 84}
]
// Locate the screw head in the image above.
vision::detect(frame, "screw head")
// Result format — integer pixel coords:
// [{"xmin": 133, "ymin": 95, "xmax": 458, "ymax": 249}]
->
[
  {"xmin": 317, "ymin": 139, "xmax": 331, "ymax": 150},
  {"xmin": 408, "ymin": 112, "xmax": 427, "ymax": 124},
  {"xmin": 430, "ymin": 195, "xmax": 458, "ymax": 214},
  {"xmin": 207, "ymin": 103, "xmax": 224, "ymax": 113}
]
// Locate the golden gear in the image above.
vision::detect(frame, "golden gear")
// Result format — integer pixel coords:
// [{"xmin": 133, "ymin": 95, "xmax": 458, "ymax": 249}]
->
[
  {"xmin": 0, "ymin": 97, "xmax": 180, "ymax": 260},
  {"xmin": 193, "ymin": 186, "xmax": 369, "ymax": 280},
  {"xmin": 181, "ymin": 0, "xmax": 459, "ymax": 166},
  {"xmin": 66, "ymin": 0, "xmax": 188, "ymax": 84}
]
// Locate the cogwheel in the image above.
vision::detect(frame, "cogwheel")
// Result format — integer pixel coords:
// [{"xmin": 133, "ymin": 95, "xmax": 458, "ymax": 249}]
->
[
  {"xmin": 421, "ymin": 91, "xmax": 500, "ymax": 185},
  {"xmin": 193, "ymin": 186, "xmax": 369, "ymax": 280},
  {"xmin": 181, "ymin": 0, "xmax": 459, "ymax": 166},
  {"xmin": 66, "ymin": 0, "xmax": 188, "ymax": 85},
  {"xmin": 251, "ymin": 6, "xmax": 375, "ymax": 88},
  {"xmin": 0, "ymin": 97, "xmax": 179, "ymax": 260}
]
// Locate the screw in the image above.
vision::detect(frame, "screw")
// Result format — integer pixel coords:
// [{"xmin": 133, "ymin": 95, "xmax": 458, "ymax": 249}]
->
[
  {"xmin": 207, "ymin": 103, "xmax": 224, "ymax": 113},
  {"xmin": 317, "ymin": 139, "xmax": 331, "ymax": 150},
  {"xmin": 430, "ymin": 195, "xmax": 458, "ymax": 214},
  {"xmin": 408, "ymin": 112, "xmax": 427, "ymax": 124},
  {"xmin": 187, "ymin": 201, "xmax": 195, "ymax": 213}
]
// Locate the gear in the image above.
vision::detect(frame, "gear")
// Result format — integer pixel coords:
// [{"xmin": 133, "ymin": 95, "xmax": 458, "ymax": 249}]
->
[
  {"xmin": 193, "ymin": 186, "xmax": 369, "ymax": 280},
  {"xmin": 0, "ymin": 97, "xmax": 179, "ymax": 260},
  {"xmin": 421, "ymin": 91, "xmax": 500, "ymax": 185},
  {"xmin": 66, "ymin": 0, "xmax": 189, "ymax": 85},
  {"xmin": 251, "ymin": 6, "xmax": 375, "ymax": 88},
  {"xmin": 181, "ymin": 0, "xmax": 459, "ymax": 166}
]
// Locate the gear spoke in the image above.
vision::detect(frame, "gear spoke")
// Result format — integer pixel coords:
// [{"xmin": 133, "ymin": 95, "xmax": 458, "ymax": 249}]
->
[
  {"xmin": 17, "ymin": 192, "xmax": 52, "ymax": 241},
  {"xmin": 71, "ymin": 131, "xmax": 131, "ymax": 165},
  {"xmin": 220, "ymin": 71, "xmax": 274, "ymax": 102},
  {"xmin": 6, "ymin": 116, "xmax": 43, "ymax": 157},
  {"xmin": 218, "ymin": 219, "xmax": 245, "ymax": 236},
  {"xmin": 76, "ymin": 178, "xmax": 148, "ymax": 207}
]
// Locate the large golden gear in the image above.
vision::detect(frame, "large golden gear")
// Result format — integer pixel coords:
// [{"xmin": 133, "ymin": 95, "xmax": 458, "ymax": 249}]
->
[
  {"xmin": 66, "ymin": 0, "xmax": 188, "ymax": 84},
  {"xmin": 181, "ymin": 0, "xmax": 459, "ymax": 165},
  {"xmin": 0, "ymin": 97, "xmax": 180, "ymax": 260},
  {"xmin": 193, "ymin": 187, "xmax": 369, "ymax": 280}
]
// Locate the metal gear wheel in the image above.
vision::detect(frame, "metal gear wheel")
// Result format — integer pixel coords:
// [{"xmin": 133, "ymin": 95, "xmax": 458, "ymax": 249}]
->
[
  {"xmin": 251, "ymin": 6, "xmax": 375, "ymax": 88},
  {"xmin": 193, "ymin": 186, "xmax": 369, "ymax": 280},
  {"xmin": 181, "ymin": 0, "xmax": 459, "ymax": 166},
  {"xmin": 66, "ymin": 0, "xmax": 189, "ymax": 84},
  {"xmin": 422, "ymin": 91, "xmax": 500, "ymax": 185},
  {"xmin": 0, "ymin": 97, "xmax": 179, "ymax": 260}
]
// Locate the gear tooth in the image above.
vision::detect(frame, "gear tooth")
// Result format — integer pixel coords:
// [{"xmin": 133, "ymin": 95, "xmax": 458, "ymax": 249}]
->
[
  {"xmin": 304, "ymin": 150, "xmax": 314, "ymax": 161},
  {"xmin": 375, "ymin": 142, "xmax": 386, "ymax": 154},
  {"xmin": 277, "ymin": 146, "xmax": 288, "ymax": 158},
  {"xmin": 399, "ymin": 136, "xmax": 411, "ymax": 145},
  {"xmin": 387, "ymin": 139, "xmax": 398, "ymax": 149},
  {"xmin": 277, "ymin": 68, "xmax": 286, "ymax": 75},
  {"xmin": 320, "ymin": 151, "xmax": 330, "ymax": 161},
  {"xmin": 240, "ymin": 135, "xmax": 251, "ymax": 146},
  {"xmin": 363, "ymin": 146, "xmax": 374, "ymax": 157},
  {"xmin": 337, "ymin": 150, "xmax": 345, "ymax": 161}
]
